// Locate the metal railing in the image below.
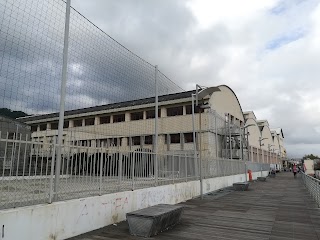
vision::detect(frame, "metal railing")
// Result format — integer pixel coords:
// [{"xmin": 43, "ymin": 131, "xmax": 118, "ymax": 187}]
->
[
  {"xmin": 301, "ymin": 172, "xmax": 320, "ymax": 207},
  {"xmin": 1, "ymin": 137, "xmax": 269, "ymax": 210}
]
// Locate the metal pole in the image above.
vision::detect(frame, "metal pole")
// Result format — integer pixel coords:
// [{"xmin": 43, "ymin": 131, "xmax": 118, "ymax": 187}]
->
[
  {"xmin": 191, "ymin": 94, "xmax": 198, "ymax": 176},
  {"xmin": 246, "ymin": 129, "xmax": 250, "ymax": 161},
  {"xmin": 154, "ymin": 65, "xmax": 159, "ymax": 186},
  {"xmin": 240, "ymin": 127, "xmax": 242, "ymax": 160},
  {"xmin": 54, "ymin": 0, "xmax": 71, "ymax": 200},
  {"xmin": 228, "ymin": 115, "xmax": 232, "ymax": 160},
  {"xmin": 199, "ymin": 110, "xmax": 203, "ymax": 200},
  {"xmin": 214, "ymin": 112, "xmax": 218, "ymax": 159}
]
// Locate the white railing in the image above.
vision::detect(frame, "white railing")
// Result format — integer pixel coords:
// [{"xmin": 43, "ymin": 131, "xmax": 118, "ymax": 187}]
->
[
  {"xmin": 1, "ymin": 137, "xmax": 269, "ymax": 210},
  {"xmin": 301, "ymin": 172, "xmax": 320, "ymax": 207}
]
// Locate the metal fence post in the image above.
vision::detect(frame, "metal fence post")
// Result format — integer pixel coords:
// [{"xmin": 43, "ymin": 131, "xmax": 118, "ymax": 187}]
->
[
  {"xmin": 154, "ymin": 65, "xmax": 159, "ymax": 186},
  {"xmin": 185, "ymin": 153, "xmax": 188, "ymax": 182},
  {"xmin": 131, "ymin": 152, "xmax": 135, "ymax": 190},
  {"xmin": 215, "ymin": 112, "xmax": 218, "ymax": 158},
  {"xmin": 191, "ymin": 94, "xmax": 198, "ymax": 177},
  {"xmin": 99, "ymin": 149, "xmax": 103, "ymax": 196},
  {"xmin": 118, "ymin": 153, "xmax": 122, "ymax": 191},
  {"xmin": 54, "ymin": 0, "xmax": 71, "ymax": 201},
  {"xmin": 48, "ymin": 137, "xmax": 56, "ymax": 203},
  {"xmin": 172, "ymin": 155, "xmax": 175, "ymax": 183}
]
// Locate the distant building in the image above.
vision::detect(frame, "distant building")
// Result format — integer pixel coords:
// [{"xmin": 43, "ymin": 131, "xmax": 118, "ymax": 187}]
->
[{"xmin": 0, "ymin": 115, "xmax": 31, "ymax": 175}]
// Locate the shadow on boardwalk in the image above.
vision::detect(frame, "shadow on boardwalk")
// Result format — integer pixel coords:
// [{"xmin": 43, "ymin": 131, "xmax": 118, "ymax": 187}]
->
[{"xmin": 70, "ymin": 172, "xmax": 320, "ymax": 240}]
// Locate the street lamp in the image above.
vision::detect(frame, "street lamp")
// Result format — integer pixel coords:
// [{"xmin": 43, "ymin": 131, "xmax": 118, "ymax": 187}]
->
[
  {"xmin": 192, "ymin": 85, "xmax": 220, "ymax": 200},
  {"xmin": 268, "ymin": 144, "xmax": 274, "ymax": 164},
  {"xmin": 258, "ymin": 137, "xmax": 268, "ymax": 163},
  {"xmin": 240, "ymin": 124, "xmax": 255, "ymax": 161},
  {"xmin": 240, "ymin": 123, "xmax": 254, "ymax": 182}
]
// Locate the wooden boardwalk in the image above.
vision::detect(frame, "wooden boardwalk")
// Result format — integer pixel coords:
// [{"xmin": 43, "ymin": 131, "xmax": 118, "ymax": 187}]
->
[{"xmin": 70, "ymin": 173, "xmax": 320, "ymax": 240}]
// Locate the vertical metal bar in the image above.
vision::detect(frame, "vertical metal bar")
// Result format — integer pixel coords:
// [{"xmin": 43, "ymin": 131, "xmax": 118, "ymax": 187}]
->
[
  {"xmin": 215, "ymin": 112, "xmax": 218, "ymax": 159},
  {"xmin": 191, "ymin": 94, "xmax": 198, "ymax": 177},
  {"xmin": 9, "ymin": 133, "xmax": 16, "ymax": 177},
  {"xmin": 199, "ymin": 111, "xmax": 203, "ymax": 200},
  {"xmin": 154, "ymin": 65, "xmax": 159, "ymax": 186},
  {"xmin": 172, "ymin": 154, "xmax": 175, "ymax": 183},
  {"xmin": 49, "ymin": 137, "xmax": 56, "ymax": 203},
  {"xmin": 240, "ymin": 127, "xmax": 242, "ymax": 160},
  {"xmin": 185, "ymin": 153, "xmax": 188, "ymax": 182},
  {"xmin": 118, "ymin": 153, "xmax": 122, "ymax": 191},
  {"xmin": 228, "ymin": 116, "xmax": 232, "ymax": 160},
  {"xmin": 99, "ymin": 149, "xmax": 103, "ymax": 195},
  {"xmin": 54, "ymin": 0, "xmax": 71, "ymax": 200},
  {"xmin": 131, "ymin": 152, "xmax": 135, "ymax": 190},
  {"xmin": 22, "ymin": 134, "xmax": 28, "ymax": 177}
]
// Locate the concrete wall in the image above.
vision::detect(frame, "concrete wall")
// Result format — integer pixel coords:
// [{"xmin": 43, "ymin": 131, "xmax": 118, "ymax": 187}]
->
[{"xmin": 0, "ymin": 171, "xmax": 268, "ymax": 240}]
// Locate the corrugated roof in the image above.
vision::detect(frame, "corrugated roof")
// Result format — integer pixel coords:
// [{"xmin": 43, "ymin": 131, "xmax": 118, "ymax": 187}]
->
[{"xmin": 19, "ymin": 90, "xmax": 195, "ymax": 122}]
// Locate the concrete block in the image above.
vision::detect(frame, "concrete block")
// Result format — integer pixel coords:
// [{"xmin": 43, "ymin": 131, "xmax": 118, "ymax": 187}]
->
[
  {"xmin": 126, "ymin": 204, "xmax": 184, "ymax": 237},
  {"xmin": 233, "ymin": 182, "xmax": 249, "ymax": 191},
  {"xmin": 257, "ymin": 177, "xmax": 267, "ymax": 182}
]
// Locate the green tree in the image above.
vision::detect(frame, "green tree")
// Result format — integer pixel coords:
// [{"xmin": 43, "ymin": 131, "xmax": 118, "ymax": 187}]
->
[
  {"xmin": 0, "ymin": 108, "xmax": 27, "ymax": 119},
  {"xmin": 302, "ymin": 154, "xmax": 319, "ymax": 160}
]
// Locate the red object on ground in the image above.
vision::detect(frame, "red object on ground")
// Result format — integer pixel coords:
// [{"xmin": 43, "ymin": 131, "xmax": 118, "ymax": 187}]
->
[{"xmin": 248, "ymin": 170, "xmax": 252, "ymax": 181}]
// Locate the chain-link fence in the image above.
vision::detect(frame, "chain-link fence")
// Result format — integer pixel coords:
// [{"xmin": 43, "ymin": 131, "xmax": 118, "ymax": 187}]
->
[{"xmin": 0, "ymin": 0, "xmax": 275, "ymax": 210}]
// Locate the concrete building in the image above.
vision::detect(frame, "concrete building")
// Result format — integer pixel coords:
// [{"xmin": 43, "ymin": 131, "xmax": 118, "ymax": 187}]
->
[
  {"xmin": 243, "ymin": 111, "xmax": 286, "ymax": 167},
  {"xmin": 0, "ymin": 115, "xmax": 31, "ymax": 175},
  {"xmin": 18, "ymin": 85, "xmax": 285, "ymax": 164}
]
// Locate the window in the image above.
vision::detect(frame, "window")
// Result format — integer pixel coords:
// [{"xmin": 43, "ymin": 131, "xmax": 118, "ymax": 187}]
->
[
  {"xmin": 113, "ymin": 114, "xmax": 125, "ymax": 123},
  {"xmin": 184, "ymin": 133, "xmax": 194, "ymax": 143},
  {"xmin": 131, "ymin": 111, "xmax": 143, "ymax": 121},
  {"xmin": 63, "ymin": 121, "xmax": 69, "ymax": 129},
  {"xmin": 186, "ymin": 105, "xmax": 204, "ymax": 114},
  {"xmin": 170, "ymin": 133, "xmax": 180, "ymax": 144},
  {"xmin": 132, "ymin": 136, "xmax": 141, "ymax": 146},
  {"xmin": 110, "ymin": 138, "xmax": 119, "ymax": 146},
  {"xmin": 144, "ymin": 135, "xmax": 153, "ymax": 145},
  {"xmin": 31, "ymin": 125, "xmax": 37, "ymax": 132},
  {"xmin": 146, "ymin": 109, "xmax": 161, "ymax": 119},
  {"xmin": 100, "ymin": 116, "xmax": 110, "ymax": 124},
  {"xmin": 230, "ymin": 115, "xmax": 234, "ymax": 124},
  {"xmin": 8, "ymin": 132, "xmax": 15, "ymax": 139},
  {"xmin": 74, "ymin": 119, "xmax": 82, "ymax": 127},
  {"xmin": 39, "ymin": 124, "xmax": 46, "ymax": 131},
  {"xmin": 85, "ymin": 118, "xmax": 95, "ymax": 126},
  {"xmin": 51, "ymin": 122, "xmax": 58, "ymax": 130},
  {"xmin": 167, "ymin": 106, "xmax": 183, "ymax": 116},
  {"xmin": 99, "ymin": 138, "xmax": 108, "ymax": 147}
]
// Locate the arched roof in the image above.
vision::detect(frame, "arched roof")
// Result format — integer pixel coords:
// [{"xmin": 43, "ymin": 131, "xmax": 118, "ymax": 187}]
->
[
  {"xmin": 271, "ymin": 131, "xmax": 280, "ymax": 152},
  {"xmin": 209, "ymin": 85, "xmax": 245, "ymax": 123},
  {"xmin": 245, "ymin": 117, "xmax": 262, "ymax": 148},
  {"xmin": 260, "ymin": 124, "xmax": 273, "ymax": 151}
]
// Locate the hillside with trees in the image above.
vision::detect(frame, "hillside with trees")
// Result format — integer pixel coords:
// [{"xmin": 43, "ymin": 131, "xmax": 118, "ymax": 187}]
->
[{"xmin": 0, "ymin": 108, "xmax": 27, "ymax": 119}]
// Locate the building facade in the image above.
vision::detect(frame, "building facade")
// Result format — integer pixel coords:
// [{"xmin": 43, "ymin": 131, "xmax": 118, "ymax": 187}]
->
[{"xmin": 18, "ymin": 85, "xmax": 286, "ymax": 165}]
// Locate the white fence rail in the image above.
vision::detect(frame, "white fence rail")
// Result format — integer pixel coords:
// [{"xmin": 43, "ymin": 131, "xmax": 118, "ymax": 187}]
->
[
  {"xmin": 301, "ymin": 172, "xmax": 320, "ymax": 207},
  {"xmin": 1, "ymin": 137, "xmax": 269, "ymax": 210}
]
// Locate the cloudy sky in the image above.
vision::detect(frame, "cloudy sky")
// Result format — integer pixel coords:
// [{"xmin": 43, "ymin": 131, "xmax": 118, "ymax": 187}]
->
[
  {"xmin": 1, "ymin": 0, "xmax": 319, "ymax": 158},
  {"xmin": 69, "ymin": 0, "xmax": 320, "ymax": 158}
]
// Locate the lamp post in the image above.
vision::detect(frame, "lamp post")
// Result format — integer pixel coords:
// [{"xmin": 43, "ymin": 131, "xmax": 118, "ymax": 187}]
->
[
  {"xmin": 240, "ymin": 124, "xmax": 255, "ymax": 161},
  {"xmin": 258, "ymin": 137, "xmax": 267, "ymax": 176},
  {"xmin": 268, "ymin": 144, "xmax": 274, "ymax": 164},
  {"xmin": 258, "ymin": 137, "xmax": 268, "ymax": 163},
  {"xmin": 193, "ymin": 85, "xmax": 220, "ymax": 200},
  {"xmin": 240, "ymin": 124, "xmax": 254, "ymax": 182}
]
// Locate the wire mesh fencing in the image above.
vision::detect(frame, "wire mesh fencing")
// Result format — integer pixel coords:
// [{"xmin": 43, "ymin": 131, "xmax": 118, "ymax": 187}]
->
[
  {"xmin": 0, "ymin": 0, "xmax": 277, "ymax": 211},
  {"xmin": 0, "ymin": 0, "xmax": 183, "ymax": 152}
]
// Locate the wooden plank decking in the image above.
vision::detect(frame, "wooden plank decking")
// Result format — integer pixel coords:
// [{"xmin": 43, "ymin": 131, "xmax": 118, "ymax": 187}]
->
[{"xmin": 70, "ymin": 173, "xmax": 320, "ymax": 240}]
